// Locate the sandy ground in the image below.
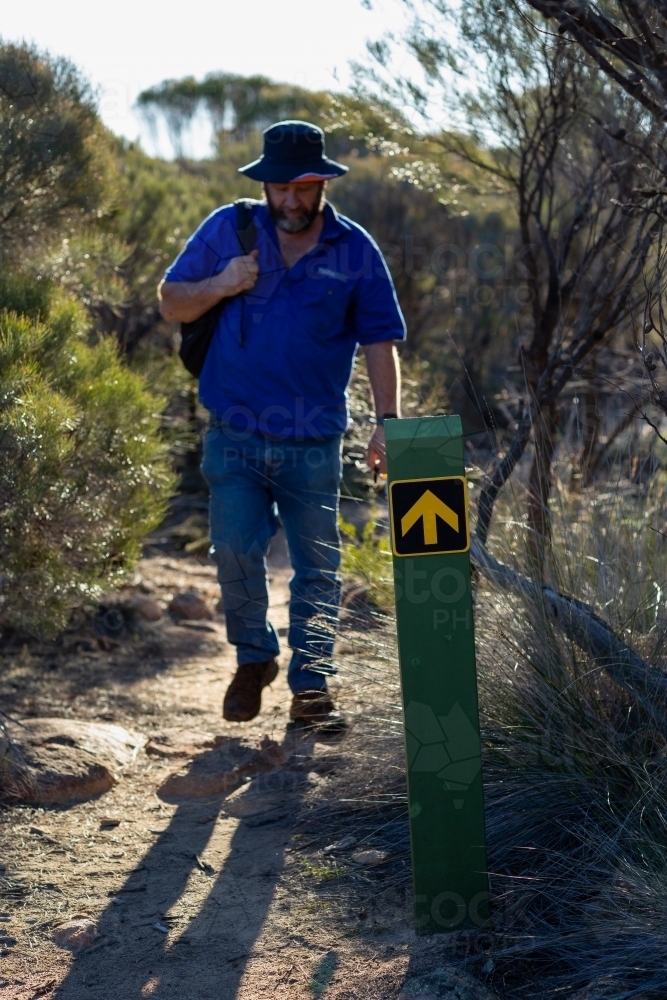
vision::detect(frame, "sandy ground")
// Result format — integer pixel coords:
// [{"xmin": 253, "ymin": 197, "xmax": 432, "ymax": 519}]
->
[{"xmin": 0, "ymin": 535, "xmax": 495, "ymax": 1000}]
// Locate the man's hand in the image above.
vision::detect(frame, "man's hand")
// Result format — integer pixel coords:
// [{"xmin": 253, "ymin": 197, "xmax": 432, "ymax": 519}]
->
[
  {"xmin": 158, "ymin": 249, "xmax": 260, "ymax": 323},
  {"xmin": 219, "ymin": 248, "xmax": 260, "ymax": 296},
  {"xmin": 366, "ymin": 424, "xmax": 387, "ymax": 477}
]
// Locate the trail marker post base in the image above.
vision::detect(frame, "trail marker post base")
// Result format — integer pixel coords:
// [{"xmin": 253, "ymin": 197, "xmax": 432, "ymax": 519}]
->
[{"xmin": 385, "ymin": 415, "xmax": 489, "ymax": 934}]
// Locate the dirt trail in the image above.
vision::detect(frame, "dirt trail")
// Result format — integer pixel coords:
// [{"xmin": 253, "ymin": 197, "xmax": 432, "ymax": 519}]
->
[{"xmin": 0, "ymin": 537, "xmax": 494, "ymax": 1000}]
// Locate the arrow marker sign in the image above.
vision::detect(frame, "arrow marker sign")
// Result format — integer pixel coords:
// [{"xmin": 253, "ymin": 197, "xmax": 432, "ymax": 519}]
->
[
  {"xmin": 390, "ymin": 476, "xmax": 470, "ymax": 557},
  {"xmin": 401, "ymin": 490, "xmax": 459, "ymax": 544}
]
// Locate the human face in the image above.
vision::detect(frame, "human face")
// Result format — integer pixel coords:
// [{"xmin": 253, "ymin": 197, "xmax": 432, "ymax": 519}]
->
[{"xmin": 264, "ymin": 182, "xmax": 324, "ymax": 233}]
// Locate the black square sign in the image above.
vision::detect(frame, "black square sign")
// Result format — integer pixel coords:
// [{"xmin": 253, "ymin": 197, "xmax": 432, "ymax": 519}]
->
[{"xmin": 389, "ymin": 476, "xmax": 470, "ymax": 556}]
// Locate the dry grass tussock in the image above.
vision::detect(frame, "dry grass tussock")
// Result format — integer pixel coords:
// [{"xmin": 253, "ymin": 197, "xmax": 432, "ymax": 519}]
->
[{"xmin": 304, "ymin": 462, "xmax": 667, "ymax": 999}]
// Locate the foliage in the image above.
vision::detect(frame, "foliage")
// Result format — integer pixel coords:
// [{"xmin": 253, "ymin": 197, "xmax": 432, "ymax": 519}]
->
[
  {"xmin": 0, "ymin": 282, "xmax": 175, "ymax": 635},
  {"xmin": 331, "ymin": 154, "xmax": 518, "ymax": 414},
  {"xmin": 136, "ymin": 71, "xmax": 411, "ymax": 159},
  {"xmin": 6, "ymin": 28, "xmax": 667, "ymax": 1000},
  {"xmin": 0, "ymin": 41, "xmax": 111, "ymax": 263},
  {"xmin": 0, "ymin": 271, "xmax": 53, "ymax": 321},
  {"xmin": 108, "ymin": 143, "xmax": 223, "ymax": 298},
  {"xmin": 40, "ymin": 229, "xmax": 131, "ymax": 312},
  {"xmin": 70, "ymin": 139, "xmax": 258, "ymax": 350},
  {"xmin": 465, "ymin": 12, "xmax": 664, "ymax": 558}
]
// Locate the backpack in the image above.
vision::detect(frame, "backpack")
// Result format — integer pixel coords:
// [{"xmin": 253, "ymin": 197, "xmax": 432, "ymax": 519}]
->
[{"xmin": 178, "ymin": 199, "xmax": 258, "ymax": 378}]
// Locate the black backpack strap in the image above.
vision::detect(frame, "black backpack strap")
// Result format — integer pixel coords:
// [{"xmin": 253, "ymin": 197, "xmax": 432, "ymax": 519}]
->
[
  {"xmin": 234, "ymin": 199, "xmax": 258, "ymax": 255},
  {"xmin": 179, "ymin": 201, "xmax": 259, "ymax": 375},
  {"xmin": 233, "ymin": 200, "xmax": 259, "ymax": 347}
]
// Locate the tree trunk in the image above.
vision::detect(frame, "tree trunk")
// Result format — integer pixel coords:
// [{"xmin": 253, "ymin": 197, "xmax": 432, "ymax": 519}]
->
[{"xmin": 526, "ymin": 402, "xmax": 557, "ymax": 574}]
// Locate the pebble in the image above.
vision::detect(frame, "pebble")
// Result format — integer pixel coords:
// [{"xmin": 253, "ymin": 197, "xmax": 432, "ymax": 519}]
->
[
  {"xmin": 323, "ymin": 835, "xmax": 357, "ymax": 855},
  {"xmin": 52, "ymin": 918, "xmax": 97, "ymax": 951},
  {"xmin": 168, "ymin": 591, "xmax": 211, "ymax": 621},
  {"xmin": 350, "ymin": 849, "xmax": 389, "ymax": 866},
  {"xmin": 99, "ymin": 817, "xmax": 121, "ymax": 828}
]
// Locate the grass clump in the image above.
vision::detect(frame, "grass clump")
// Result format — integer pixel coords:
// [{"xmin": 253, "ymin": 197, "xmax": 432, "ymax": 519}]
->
[
  {"xmin": 465, "ymin": 466, "xmax": 667, "ymax": 996},
  {"xmin": 476, "ymin": 580, "xmax": 667, "ymax": 998}
]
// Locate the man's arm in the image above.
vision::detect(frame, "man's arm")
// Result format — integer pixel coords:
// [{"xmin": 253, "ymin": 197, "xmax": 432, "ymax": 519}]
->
[
  {"xmin": 363, "ymin": 340, "xmax": 401, "ymax": 475},
  {"xmin": 158, "ymin": 249, "xmax": 260, "ymax": 323}
]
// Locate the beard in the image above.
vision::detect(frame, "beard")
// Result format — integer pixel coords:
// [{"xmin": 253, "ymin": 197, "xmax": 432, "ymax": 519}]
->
[{"xmin": 265, "ymin": 184, "xmax": 323, "ymax": 233}]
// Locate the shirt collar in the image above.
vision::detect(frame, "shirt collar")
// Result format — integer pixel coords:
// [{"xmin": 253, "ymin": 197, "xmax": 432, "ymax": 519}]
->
[{"xmin": 320, "ymin": 201, "xmax": 352, "ymax": 243}]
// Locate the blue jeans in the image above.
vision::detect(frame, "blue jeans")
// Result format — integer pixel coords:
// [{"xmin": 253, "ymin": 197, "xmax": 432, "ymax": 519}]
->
[{"xmin": 201, "ymin": 422, "xmax": 342, "ymax": 694}]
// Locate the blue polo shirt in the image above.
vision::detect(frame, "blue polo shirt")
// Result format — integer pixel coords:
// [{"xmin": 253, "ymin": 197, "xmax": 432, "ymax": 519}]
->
[{"xmin": 164, "ymin": 201, "xmax": 406, "ymax": 440}]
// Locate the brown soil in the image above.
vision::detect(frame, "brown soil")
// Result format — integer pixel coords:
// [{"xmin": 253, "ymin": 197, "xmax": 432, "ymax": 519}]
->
[{"xmin": 0, "ymin": 536, "xmax": 495, "ymax": 1000}]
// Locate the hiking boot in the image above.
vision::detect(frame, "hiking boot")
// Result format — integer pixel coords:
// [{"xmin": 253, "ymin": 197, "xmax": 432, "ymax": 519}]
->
[
  {"xmin": 289, "ymin": 690, "xmax": 347, "ymax": 732},
  {"xmin": 223, "ymin": 659, "xmax": 279, "ymax": 722}
]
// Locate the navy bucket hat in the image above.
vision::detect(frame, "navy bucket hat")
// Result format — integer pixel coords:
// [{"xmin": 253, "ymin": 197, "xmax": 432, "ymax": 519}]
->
[{"xmin": 238, "ymin": 120, "xmax": 348, "ymax": 183}]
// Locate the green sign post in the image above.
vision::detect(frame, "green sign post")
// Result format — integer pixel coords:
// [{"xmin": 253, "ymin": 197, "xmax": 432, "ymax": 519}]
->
[{"xmin": 385, "ymin": 414, "xmax": 489, "ymax": 934}]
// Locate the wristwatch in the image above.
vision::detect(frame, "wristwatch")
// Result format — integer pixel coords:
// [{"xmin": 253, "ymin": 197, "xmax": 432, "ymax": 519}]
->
[{"xmin": 376, "ymin": 413, "xmax": 398, "ymax": 425}]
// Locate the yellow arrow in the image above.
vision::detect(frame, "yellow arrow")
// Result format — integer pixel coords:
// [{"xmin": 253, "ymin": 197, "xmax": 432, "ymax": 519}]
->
[{"xmin": 401, "ymin": 490, "xmax": 459, "ymax": 545}]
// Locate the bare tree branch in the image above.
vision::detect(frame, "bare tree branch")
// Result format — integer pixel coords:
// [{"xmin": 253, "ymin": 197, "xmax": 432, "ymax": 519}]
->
[{"xmin": 471, "ymin": 537, "xmax": 667, "ymax": 709}]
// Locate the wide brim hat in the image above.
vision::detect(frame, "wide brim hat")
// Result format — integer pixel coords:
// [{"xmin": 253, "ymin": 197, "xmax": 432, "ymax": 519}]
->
[{"xmin": 239, "ymin": 119, "xmax": 348, "ymax": 183}]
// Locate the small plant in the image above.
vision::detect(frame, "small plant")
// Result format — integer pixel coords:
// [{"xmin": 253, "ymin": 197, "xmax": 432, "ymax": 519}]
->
[
  {"xmin": 300, "ymin": 859, "xmax": 338, "ymax": 880},
  {"xmin": 339, "ymin": 509, "xmax": 394, "ymax": 612}
]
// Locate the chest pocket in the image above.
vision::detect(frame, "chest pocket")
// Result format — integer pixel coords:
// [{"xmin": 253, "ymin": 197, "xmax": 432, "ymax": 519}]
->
[{"xmin": 298, "ymin": 268, "xmax": 351, "ymax": 339}]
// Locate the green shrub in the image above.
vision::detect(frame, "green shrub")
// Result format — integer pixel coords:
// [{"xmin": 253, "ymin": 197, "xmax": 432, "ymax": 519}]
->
[
  {"xmin": 0, "ymin": 42, "xmax": 108, "ymax": 264},
  {"xmin": 0, "ymin": 289, "xmax": 175, "ymax": 635}
]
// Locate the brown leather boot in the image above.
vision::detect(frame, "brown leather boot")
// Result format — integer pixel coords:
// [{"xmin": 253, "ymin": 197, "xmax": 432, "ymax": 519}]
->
[
  {"xmin": 223, "ymin": 659, "xmax": 279, "ymax": 722},
  {"xmin": 289, "ymin": 690, "xmax": 347, "ymax": 732}
]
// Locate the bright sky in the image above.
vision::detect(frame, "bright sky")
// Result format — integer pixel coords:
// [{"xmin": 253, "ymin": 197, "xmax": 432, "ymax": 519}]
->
[{"xmin": 2, "ymin": 0, "xmax": 419, "ymax": 158}]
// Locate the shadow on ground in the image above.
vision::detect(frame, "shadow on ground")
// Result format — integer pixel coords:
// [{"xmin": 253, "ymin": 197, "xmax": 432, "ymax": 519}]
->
[{"xmin": 52, "ymin": 729, "xmax": 311, "ymax": 1000}]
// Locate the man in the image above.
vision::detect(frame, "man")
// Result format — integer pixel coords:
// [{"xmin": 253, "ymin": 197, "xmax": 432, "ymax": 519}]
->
[{"xmin": 159, "ymin": 120, "xmax": 405, "ymax": 728}]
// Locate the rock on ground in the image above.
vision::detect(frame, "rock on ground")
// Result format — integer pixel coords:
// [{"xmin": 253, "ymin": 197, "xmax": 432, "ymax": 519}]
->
[
  {"xmin": 351, "ymin": 849, "xmax": 389, "ymax": 866},
  {"xmin": 52, "ymin": 918, "xmax": 97, "ymax": 951},
  {"xmin": 0, "ymin": 718, "xmax": 144, "ymax": 804},
  {"xmin": 168, "ymin": 591, "xmax": 211, "ymax": 620}
]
